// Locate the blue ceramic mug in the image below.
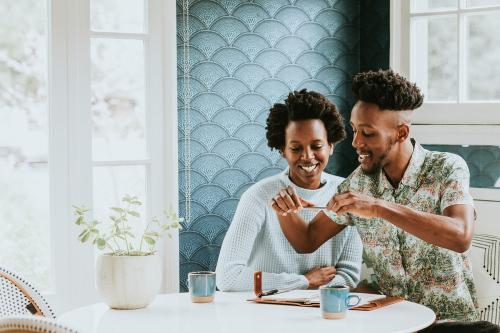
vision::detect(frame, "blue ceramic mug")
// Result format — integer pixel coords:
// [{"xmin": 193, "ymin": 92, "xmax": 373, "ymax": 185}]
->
[
  {"xmin": 320, "ymin": 285, "xmax": 361, "ymax": 319},
  {"xmin": 188, "ymin": 271, "xmax": 216, "ymax": 303}
]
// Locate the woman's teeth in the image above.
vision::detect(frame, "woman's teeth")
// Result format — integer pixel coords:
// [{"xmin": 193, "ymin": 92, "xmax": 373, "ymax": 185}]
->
[{"xmin": 300, "ymin": 165, "xmax": 317, "ymax": 173}]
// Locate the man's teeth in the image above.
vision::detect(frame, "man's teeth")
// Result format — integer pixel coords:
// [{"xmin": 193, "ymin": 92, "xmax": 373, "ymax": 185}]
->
[{"xmin": 358, "ymin": 153, "xmax": 370, "ymax": 162}]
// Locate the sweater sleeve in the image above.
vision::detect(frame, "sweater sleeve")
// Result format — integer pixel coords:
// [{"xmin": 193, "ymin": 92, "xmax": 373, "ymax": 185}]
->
[
  {"xmin": 326, "ymin": 227, "xmax": 362, "ymax": 288},
  {"xmin": 215, "ymin": 189, "xmax": 309, "ymax": 291}
]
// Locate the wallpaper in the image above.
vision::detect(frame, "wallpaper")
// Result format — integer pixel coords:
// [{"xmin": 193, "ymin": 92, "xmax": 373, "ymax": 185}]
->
[{"xmin": 177, "ymin": 0, "xmax": 390, "ymax": 291}]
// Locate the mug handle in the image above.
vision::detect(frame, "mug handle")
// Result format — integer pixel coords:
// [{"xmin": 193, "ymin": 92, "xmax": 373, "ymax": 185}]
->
[{"xmin": 346, "ymin": 295, "xmax": 361, "ymax": 308}]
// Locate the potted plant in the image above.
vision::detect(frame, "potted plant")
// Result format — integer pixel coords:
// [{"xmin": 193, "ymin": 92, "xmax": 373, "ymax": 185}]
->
[{"xmin": 73, "ymin": 195, "xmax": 182, "ymax": 310}]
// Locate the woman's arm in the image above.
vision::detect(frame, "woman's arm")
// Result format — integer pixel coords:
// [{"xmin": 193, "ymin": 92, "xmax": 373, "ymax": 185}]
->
[
  {"xmin": 216, "ymin": 191, "xmax": 311, "ymax": 291},
  {"xmin": 326, "ymin": 227, "xmax": 363, "ymax": 288}
]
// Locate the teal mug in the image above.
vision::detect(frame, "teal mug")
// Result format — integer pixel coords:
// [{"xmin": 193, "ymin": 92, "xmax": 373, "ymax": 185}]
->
[
  {"xmin": 188, "ymin": 271, "xmax": 216, "ymax": 303},
  {"xmin": 320, "ymin": 285, "xmax": 361, "ymax": 319}
]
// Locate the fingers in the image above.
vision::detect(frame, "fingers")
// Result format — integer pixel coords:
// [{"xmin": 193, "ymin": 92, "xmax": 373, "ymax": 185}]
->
[
  {"xmin": 280, "ymin": 188, "xmax": 297, "ymax": 213},
  {"xmin": 329, "ymin": 191, "xmax": 358, "ymax": 213},
  {"xmin": 300, "ymin": 198, "xmax": 315, "ymax": 208},
  {"xmin": 287, "ymin": 186, "xmax": 303, "ymax": 210},
  {"xmin": 272, "ymin": 195, "xmax": 289, "ymax": 216},
  {"xmin": 337, "ymin": 204, "xmax": 356, "ymax": 215},
  {"xmin": 271, "ymin": 186, "xmax": 303, "ymax": 215},
  {"xmin": 321, "ymin": 266, "xmax": 336, "ymax": 276}
]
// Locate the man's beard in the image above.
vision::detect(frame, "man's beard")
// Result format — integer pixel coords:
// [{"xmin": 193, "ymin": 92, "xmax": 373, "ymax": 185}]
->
[{"xmin": 360, "ymin": 140, "xmax": 394, "ymax": 175}]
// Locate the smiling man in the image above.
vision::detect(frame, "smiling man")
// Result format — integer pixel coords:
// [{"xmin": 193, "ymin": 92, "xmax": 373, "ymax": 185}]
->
[{"xmin": 274, "ymin": 70, "xmax": 479, "ymax": 322}]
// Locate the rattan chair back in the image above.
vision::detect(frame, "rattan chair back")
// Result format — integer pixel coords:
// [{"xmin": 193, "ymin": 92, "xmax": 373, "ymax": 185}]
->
[{"xmin": 0, "ymin": 267, "xmax": 56, "ymax": 318}]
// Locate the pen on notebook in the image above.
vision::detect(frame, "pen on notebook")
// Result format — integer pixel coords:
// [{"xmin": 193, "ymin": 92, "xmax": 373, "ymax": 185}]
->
[{"xmin": 259, "ymin": 287, "xmax": 296, "ymax": 297}]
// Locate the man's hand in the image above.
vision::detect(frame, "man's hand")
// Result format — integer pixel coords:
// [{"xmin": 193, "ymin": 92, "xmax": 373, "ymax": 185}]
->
[
  {"xmin": 327, "ymin": 191, "xmax": 382, "ymax": 219},
  {"xmin": 271, "ymin": 186, "xmax": 315, "ymax": 216},
  {"xmin": 305, "ymin": 266, "xmax": 336, "ymax": 289}
]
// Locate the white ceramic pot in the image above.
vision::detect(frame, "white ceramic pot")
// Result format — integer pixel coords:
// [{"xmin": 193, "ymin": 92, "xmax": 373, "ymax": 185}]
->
[{"xmin": 96, "ymin": 254, "xmax": 161, "ymax": 309}]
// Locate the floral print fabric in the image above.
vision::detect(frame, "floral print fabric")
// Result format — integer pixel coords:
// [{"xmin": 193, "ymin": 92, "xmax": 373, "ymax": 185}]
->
[{"xmin": 332, "ymin": 140, "xmax": 478, "ymax": 321}]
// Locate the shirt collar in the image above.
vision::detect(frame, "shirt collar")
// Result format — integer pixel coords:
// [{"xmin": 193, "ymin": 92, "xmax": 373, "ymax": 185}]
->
[{"xmin": 376, "ymin": 139, "xmax": 427, "ymax": 193}]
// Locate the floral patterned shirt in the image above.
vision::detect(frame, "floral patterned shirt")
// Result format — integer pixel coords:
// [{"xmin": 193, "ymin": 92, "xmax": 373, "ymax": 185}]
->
[{"xmin": 328, "ymin": 140, "xmax": 478, "ymax": 321}]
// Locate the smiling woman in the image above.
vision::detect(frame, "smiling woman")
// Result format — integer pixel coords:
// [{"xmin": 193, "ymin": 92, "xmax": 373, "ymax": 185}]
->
[{"xmin": 215, "ymin": 89, "xmax": 363, "ymax": 292}]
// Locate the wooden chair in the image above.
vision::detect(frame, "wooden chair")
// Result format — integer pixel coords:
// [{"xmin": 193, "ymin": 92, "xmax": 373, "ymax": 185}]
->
[
  {"xmin": 0, "ymin": 266, "xmax": 56, "ymax": 318},
  {"xmin": 0, "ymin": 316, "xmax": 78, "ymax": 333}
]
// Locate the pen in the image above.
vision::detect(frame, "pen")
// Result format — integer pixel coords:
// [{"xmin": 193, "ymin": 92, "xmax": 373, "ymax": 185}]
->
[
  {"xmin": 302, "ymin": 206, "xmax": 327, "ymax": 210},
  {"xmin": 259, "ymin": 287, "xmax": 297, "ymax": 297}
]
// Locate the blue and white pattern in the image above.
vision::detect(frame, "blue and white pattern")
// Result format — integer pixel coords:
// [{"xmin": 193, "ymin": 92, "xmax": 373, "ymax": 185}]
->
[{"xmin": 177, "ymin": 0, "xmax": 390, "ymax": 291}]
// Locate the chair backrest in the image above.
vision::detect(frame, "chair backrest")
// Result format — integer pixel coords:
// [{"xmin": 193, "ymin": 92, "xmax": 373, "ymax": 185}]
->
[
  {"xmin": 471, "ymin": 234, "xmax": 500, "ymax": 326},
  {"xmin": 0, "ymin": 316, "xmax": 78, "ymax": 333},
  {"xmin": 0, "ymin": 267, "xmax": 56, "ymax": 318}
]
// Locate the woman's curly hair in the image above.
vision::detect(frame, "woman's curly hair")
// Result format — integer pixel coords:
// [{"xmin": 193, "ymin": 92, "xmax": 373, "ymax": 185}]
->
[
  {"xmin": 352, "ymin": 69, "xmax": 423, "ymax": 110},
  {"xmin": 266, "ymin": 89, "xmax": 346, "ymax": 151}
]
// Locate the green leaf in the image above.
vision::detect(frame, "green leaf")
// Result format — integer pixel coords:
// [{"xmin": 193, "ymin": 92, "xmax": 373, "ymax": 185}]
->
[
  {"xmin": 143, "ymin": 236, "xmax": 156, "ymax": 245},
  {"xmin": 127, "ymin": 210, "xmax": 140, "ymax": 217},
  {"xmin": 96, "ymin": 238, "xmax": 106, "ymax": 250},
  {"xmin": 75, "ymin": 216, "xmax": 84, "ymax": 225},
  {"xmin": 125, "ymin": 231, "xmax": 135, "ymax": 238},
  {"xmin": 79, "ymin": 230, "xmax": 91, "ymax": 243},
  {"xmin": 111, "ymin": 207, "xmax": 124, "ymax": 213}
]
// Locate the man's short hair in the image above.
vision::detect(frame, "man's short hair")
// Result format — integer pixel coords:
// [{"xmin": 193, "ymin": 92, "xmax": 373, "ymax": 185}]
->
[
  {"xmin": 266, "ymin": 89, "xmax": 346, "ymax": 150},
  {"xmin": 352, "ymin": 69, "xmax": 424, "ymax": 111}
]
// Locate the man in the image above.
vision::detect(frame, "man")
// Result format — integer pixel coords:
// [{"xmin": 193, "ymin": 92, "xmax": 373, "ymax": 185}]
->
[{"xmin": 272, "ymin": 70, "xmax": 478, "ymax": 322}]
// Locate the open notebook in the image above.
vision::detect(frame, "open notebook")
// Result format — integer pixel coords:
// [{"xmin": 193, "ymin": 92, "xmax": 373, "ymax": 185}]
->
[
  {"xmin": 251, "ymin": 271, "xmax": 403, "ymax": 310},
  {"xmin": 261, "ymin": 290, "xmax": 385, "ymax": 306}
]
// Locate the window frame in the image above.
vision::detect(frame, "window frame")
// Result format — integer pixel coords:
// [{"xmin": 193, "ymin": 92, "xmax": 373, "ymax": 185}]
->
[
  {"xmin": 44, "ymin": 0, "xmax": 178, "ymax": 312},
  {"xmin": 390, "ymin": 0, "xmax": 500, "ymax": 201}
]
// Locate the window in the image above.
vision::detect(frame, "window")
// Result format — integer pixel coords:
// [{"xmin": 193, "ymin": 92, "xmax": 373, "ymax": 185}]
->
[
  {"xmin": 391, "ymin": 0, "xmax": 500, "ymax": 228},
  {"xmin": 0, "ymin": 0, "xmax": 178, "ymax": 311},
  {"xmin": 0, "ymin": 0, "xmax": 51, "ymax": 291}
]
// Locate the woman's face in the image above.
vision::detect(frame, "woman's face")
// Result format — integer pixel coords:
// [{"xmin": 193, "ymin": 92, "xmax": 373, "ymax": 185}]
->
[{"xmin": 282, "ymin": 119, "xmax": 333, "ymax": 190}]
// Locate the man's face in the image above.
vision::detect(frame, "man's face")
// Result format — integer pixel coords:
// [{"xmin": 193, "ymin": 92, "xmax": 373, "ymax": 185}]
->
[
  {"xmin": 282, "ymin": 119, "xmax": 333, "ymax": 190},
  {"xmin": 350, "ymin": 101, "xmax": 400, "ymax": 174}
]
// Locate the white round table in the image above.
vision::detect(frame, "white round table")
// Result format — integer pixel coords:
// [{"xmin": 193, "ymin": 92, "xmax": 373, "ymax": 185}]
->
[{"xmin": 59, "ymin": 292, "xmax": 435, "ymax": 333}]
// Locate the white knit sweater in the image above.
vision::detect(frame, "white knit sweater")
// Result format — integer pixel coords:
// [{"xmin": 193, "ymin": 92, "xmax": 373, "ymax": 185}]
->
[{"xmin": 216, "ymin": 169, "xmax": 363, "ymax": 291}]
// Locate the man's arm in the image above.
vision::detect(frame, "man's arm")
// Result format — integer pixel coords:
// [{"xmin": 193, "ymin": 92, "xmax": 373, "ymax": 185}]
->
[
  {"xmin": 271, "ymin": 185, "xmax": 346, "ymax": 254},
  {"xmin": 380, "ymin": 202, "xmax": 474, "ymax": 253},
  {"xmin": 276, "ymin": 210, "xmax": 346, "ymax": 254},
  {"xmin": 330, "ymin": 191, "xmax": 474, "ymax": 253}
]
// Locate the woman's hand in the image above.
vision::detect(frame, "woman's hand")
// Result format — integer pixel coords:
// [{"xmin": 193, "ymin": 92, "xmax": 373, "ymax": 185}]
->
[
  {"xmin": 305, "ymin": 266, "xmax": 336, "ymax": 289},
  {"xmin": 270, "ymin": 186, "xmax": 315, "ymax": 216}
]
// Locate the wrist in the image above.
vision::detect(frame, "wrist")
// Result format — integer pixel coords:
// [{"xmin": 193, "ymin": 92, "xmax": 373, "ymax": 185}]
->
[{"xmin": 374, "ymin": 199, "xmax": 388, "ymax": 219}]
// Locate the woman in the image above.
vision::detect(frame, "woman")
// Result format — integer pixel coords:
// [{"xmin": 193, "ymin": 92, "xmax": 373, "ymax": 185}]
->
[{"xmin": 216, "ymin": 89, "xmax": 362, "ymax": 291}]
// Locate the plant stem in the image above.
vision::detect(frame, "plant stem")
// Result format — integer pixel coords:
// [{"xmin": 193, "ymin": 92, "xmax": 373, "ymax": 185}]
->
[{"xmin": 122, "ymin": 202, "xmax": 132, "ymax": 255}]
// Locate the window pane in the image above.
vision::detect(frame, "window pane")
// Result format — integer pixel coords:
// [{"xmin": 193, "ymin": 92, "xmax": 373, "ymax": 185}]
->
[
  {"xmin": 0, "ymin": 0, "xmax": 51, "ymax": 290},
  {"xmin": 422, "ymin": 145, "xmax": 500, "ymax": 188},
  {"xmin": 466, "ymin": 13, "xmax": 500, "ymax": 101},
  {"xmin": 93, "ymin": 166, "xmax": 147, "ymax": 251},
  {"xmin": 412, "ymin": 0, "xmax": 458, "ymax": 12},
  {"xmin": 91, "ymin": 38, "xmax": 146, "ymax": 161},
  {"xmin": 411, "ymin": 16, "xmax": 457, "ymax": 101},
  {"xmin": 467, "ymin": 0, "xmax": 500, "ymax": 7},
  {"xmin": 91, "ymin": 0, "xmax": 145, "ymax": 33}
]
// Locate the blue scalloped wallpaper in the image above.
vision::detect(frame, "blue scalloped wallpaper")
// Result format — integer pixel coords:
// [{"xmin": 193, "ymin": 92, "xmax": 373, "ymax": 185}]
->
[{"xmin": 177, "ymin": 0, "xmax": 390, "ymax": 291}]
